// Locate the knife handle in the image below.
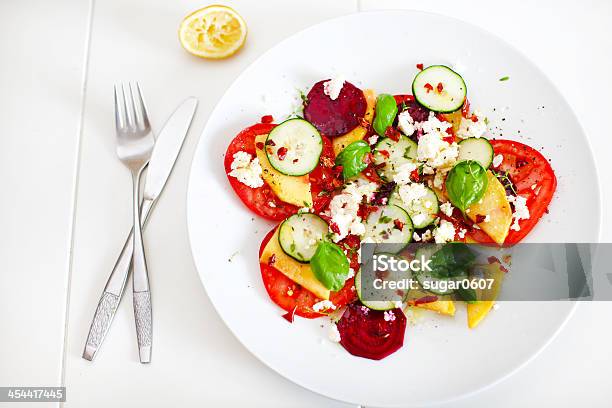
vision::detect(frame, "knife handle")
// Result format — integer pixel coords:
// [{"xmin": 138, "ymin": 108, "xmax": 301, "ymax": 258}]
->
[
  {"xmin": 82, "ymin": 198, "xmax": 155, "ymax": 361},
  {"xmin": 133, "ymin": 290, "xmax": 152, "ymax": 363},
  {"xmin": 83, "ymin": 292, "xmax": 120, "ymax": 361}
]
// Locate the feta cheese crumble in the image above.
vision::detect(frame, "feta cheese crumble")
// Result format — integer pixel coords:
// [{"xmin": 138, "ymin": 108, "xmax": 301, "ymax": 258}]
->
[
  {"xmin": 457, "ymin": 228, "xmax": 467, "ymax": 239},
  {"xmin": 312, "ymin": 300, "xmax": 336, "ymax": 312},
  {"xmin": 328, "ymin": 323, "xmax": 341, "ymax": 342},
  {"xmin": 492, "ymin": 154, "xmax": 504, "ymax": 168},
  {"xmin": 433, "ymin": 219, "xmax": 456, "ymax": 243},
  {"xmin": 412, "ymin": 232, "xmax": 422, "ymax": 242},
  {"xmin": 323, "ymin": 75, "xmax": 345, "ymax": 100},
  {"xmin": 383, "ymin": 310, "xmax": 396, "ymax": 322},
  {"xmin": 397, "ymin": 110, "xmax": 416, "ymax": 136},
  {"xmin": 368, "ymin": 135, "xmax": 379, "ymax": 145},
  {"xmin": 440, "ymin": 202, "xmax": 454, "ymax": 217},
  {"xmin": 327, "ymin": 180, "xmax": 378, "ymax": 242},
  {"xmin": 507, "ymin": 194, "xmax": 530, "ymax": 231},
  {"xmin": 393, "ymin": 161, "xmax": 418, "ymax": 185},
  {"xmin": 398, "ymin": 182, "xmax": 427, "ymax": 204},
  {"xmin": 228, "ymin": 151, "xmax": 264, "ymax": 188},
  {"xmin": 457, "ymin": 110, "xmax": 487, "ymax": 139},
  {"xmin": 483, "ymin": 214, "xmax": 491, "ymax": 223}
]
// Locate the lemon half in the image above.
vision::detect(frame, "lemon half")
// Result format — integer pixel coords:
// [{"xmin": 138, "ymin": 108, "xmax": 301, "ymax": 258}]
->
[{"xmin": 179, "ymin": 5, "xmax": 247, "ymax": 59}]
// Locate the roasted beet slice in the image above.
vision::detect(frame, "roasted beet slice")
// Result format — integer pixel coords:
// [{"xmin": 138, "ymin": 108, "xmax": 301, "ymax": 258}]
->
[
  {"xmin": 336, "ymin": 303, "xmax": 406, "ymax": 360},
  {"xmin": 303, "ymin": 80, "xmax": 367, "ymax": 137}
]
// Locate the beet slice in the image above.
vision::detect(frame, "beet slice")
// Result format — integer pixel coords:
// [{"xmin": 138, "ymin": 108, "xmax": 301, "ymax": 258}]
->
[
  {"xmin": 336, "ymin": 303, "xmax": 406, "ymax": 360},
  {"xmin": 303, "ymin": 80, "xmax": 367, "ymax": 137}
]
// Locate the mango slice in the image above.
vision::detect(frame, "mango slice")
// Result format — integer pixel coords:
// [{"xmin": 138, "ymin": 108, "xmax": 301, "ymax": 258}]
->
[{"xmin": 255, "ymin": 134, "xmax": 312, "ymax": 207}]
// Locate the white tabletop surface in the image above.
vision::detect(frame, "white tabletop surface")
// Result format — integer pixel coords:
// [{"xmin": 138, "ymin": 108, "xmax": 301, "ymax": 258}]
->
[{"xmin": 1, "ymin": 0, "xmax": 611, "ymax": 407}]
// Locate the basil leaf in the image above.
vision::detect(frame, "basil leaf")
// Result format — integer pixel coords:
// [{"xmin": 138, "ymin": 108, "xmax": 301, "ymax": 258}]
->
[
  {"xmin": 335, "ymin": 140, "xmax": 370, "ymax": 179},
  {"xmin": 429, "ymin": 243, "xmax": 476, "ymax": 279},
  {"xmin": 311, "ymin": 241, "xmax": 349, "ymax": 291},
  {"xmin": 445, "ymin": 160, "xmax": 489, "ymax": 212},
  {"xmin": 373, "ymin": 93, "xmax": 398, "ymax": 136}
]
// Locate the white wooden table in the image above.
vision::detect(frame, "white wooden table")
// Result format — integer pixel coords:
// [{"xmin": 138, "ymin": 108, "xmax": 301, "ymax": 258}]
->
[{"xmin": 1, "ymin": 1, "xmax": 611, "ymax": 407}]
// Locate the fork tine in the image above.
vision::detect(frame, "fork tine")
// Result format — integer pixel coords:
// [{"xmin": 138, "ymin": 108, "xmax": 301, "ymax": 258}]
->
[
  {"xmin": 121, "ymin": 84, "xmax": 135, "ymax": 130},
  {"xmin": 135, "ymin": 82, "xmax": 150, "ymax": 130},
  {"xmin": 129, "ymin": 83, "xmax": 144, "ymax": 130},
  {"xmin": 114, "ymin": 85, "xmax": 125, "ymax": 131}
]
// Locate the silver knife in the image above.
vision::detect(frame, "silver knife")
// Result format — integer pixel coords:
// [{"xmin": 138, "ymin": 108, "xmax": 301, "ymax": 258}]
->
[{"xmin": 83, "ymin": 97, "xmax": 198, "ymax": 361}]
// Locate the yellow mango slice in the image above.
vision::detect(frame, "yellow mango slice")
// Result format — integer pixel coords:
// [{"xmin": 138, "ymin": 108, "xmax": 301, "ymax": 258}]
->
[
  {"xmin": 467, "ymin": 262, "xmax": 505, "ymax": 328},
  {"xmin": 255, "ymin": 134, "xmax": 312, "ymax": 207},
  {"xmin": 260, "ymin": 228, "xmax": 330, "ymax": 300},
  {"xmin": 467, "ymin": 171, "xmax": 512, "ymax": 245},
  {"xmin": 332, "ymin": 89, "xmax": 377, "ymax": 156}
]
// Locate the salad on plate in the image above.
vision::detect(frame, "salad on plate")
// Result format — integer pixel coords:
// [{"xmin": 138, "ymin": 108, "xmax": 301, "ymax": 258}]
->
[{"xmin": 223, "ymin": 64, "xmax": 556, "ymax": 360}]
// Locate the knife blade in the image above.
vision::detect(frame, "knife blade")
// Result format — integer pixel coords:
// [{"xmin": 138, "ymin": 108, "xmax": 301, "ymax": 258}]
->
[
  {"xmin": 83, "ymin": 97, "xmax": 198, "ymax": 361},
  {"xmin": 144, "ymin": 97, "xmax": 198, "ymax": 201}
]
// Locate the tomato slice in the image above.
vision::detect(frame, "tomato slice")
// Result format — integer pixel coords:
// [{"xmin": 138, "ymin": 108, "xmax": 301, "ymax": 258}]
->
[
  {"xmin": 489, "ymin": 139, "xmax": 557, "ymax": 244},
  {"xmin": 259, "ymin": 227, "xmax": 357, "ymax": 319},
  {"xmin": 224, "ymin": 123, "xmax": 297, "ymax": 221},
  {"xmin": 225, "ymin": 123, "xmax": 339, "ymax": 221}
]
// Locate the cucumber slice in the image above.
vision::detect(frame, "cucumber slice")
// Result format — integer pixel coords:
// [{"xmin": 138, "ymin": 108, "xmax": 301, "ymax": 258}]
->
[
  {"xmin": 414, "ymin": 245, "xmax": 468, "ymax": 295},
  {"xmin": 278, "ymin": 213, "xmax": 328, "ymax": 262},
  {"xmin": 265, "ymin": 118, "xmax": 323, "ymax": 176},
  {"xmin": 355, "ymin": 257, "xmax": 410, "ymax": 311},
  {"xmin": 372, "ymin": 135, "xmax": 418, "ymax": 182},
  {"xmin": 363, "ymin": 204, "xmax": 414, "ymax": 253},
  {"xmin": 412, "ymin": 65, "xmax": 467, "ymax": 113},
  {"xmin": 388, "ymin": 185, "xmax": 439, "ymax": 229},
  {"xmin": 457, "ymin": 137, "xmax": 493, "ymax": 168}
]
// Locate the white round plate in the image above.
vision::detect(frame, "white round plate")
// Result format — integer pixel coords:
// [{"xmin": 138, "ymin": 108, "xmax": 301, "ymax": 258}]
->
[{"xmin": 187, "ymin": 11, "xmax": 600, "ymax": 407}]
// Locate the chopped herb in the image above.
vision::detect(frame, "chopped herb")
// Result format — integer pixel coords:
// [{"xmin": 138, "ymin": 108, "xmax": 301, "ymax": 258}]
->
[
  {"xmin": 290, "ymin": 242, "xmax": 296, "ymax": 252},
  {"xmin": 499, "ymin": 76, "xmax": 510, "ymax": 82},
  {"xmin": 379, "ymin": 215, "xmax": 392, "ymax": 224}
]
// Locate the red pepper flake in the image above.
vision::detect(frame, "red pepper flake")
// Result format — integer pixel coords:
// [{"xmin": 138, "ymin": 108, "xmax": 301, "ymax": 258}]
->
[
  {"xmin": 330, "ymin": 222, "xmax": 341, "ymax": 235},
  {"xmin": 260, "ymin": 115, "xmax": 274, "ymax": 124},
  {"xmin": 332, "ymin": 165, "xmax": 344, "ymax": 178},
  {"xmin": 292, "ymin": 158, "xmax": 299, "ymax": 163},
  {"xmin": 410, "ymin": 168, "xmax": 420, "ymax": 182},
  {"xmin": 378, "ymin": 149, "xmax": 390, "ymax": 159},
  {"xmin": 358, "ymin": 204, "xmax": 379, "ymax": 219},
  {"xmin": 268, "ymin": 254, "xmax": 276, "ymax": 266},
  {"xmin": 281, "ymin": 306, "xmax": 297, "ymax": 323},
  {"xmin": 320, "ymin": 156, "xmax": 334, "ymax": 168},
  {"xmin": 255, "ymin": 142, "xmax": 264, "ymax": 150},
  {"xmin": 442, "ymin": 134, "xmax": 455, "ymax": 144},
  {"xmin": 461, "ymin": 99, "xmax": 471, "ymax": 119},
  {"xmin": 436, "ymin": 82, "xmax": 444, "ymax": 93},
  {"xmin": 487, "ymin": 256, "xmax": 501, "ymax": 265},
  {"xmin": 413, "ymin": 295, "xmax": 438, "ymax": 305},
  {"xmin": 471, "ymin": 115, "xmax": 479, "ymax": 122},
  {"xmin": 475, "ymin": 214, "xmax": 487, "ymax": 223},
  {"xmin": 424, "ymin": 83, "xmax": 434, "ymax": 93},
  {"xmin": 544, "ymin": 207, "xmax": 549, "ymax": 214},
  {"xmin": 384, "ymin": 126, "xmax": 401, "ymax": 141},
  {"xmin": 266, "ymin": 139, "xmax": 276, "ymax": 147},
  {"xmin": 416, "ymin": 63, "xmax": 424, "ymax": 71},
  {"xmin": 359, "ymin": 117, "xmax": 372, "ymax": 130},
  {"xmin": 499, "ymin": 264, "xmax": 509, "ymax": 273},
  {"xmin": 277, "ymin": 146, "xmax": 288, "ymax": 160},
  {"xmin": 393, "ymin": 219, "xmax": 404, "ymax": 231}
]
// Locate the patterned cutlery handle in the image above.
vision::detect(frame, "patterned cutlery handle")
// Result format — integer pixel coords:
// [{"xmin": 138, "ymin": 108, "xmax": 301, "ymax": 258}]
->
[
  {"xmin": 134, "ymin": 290, "xmax": 152, "ymax": 363},
  {"xmin": 83, "ymin": 292, "xmax": 120, "ymax": 361}
]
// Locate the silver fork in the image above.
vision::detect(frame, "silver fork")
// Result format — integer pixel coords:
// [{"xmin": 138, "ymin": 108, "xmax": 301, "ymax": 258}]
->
[{"xmin": 114, "ymin": 83, "xmax": 155, "ymax": 363}]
